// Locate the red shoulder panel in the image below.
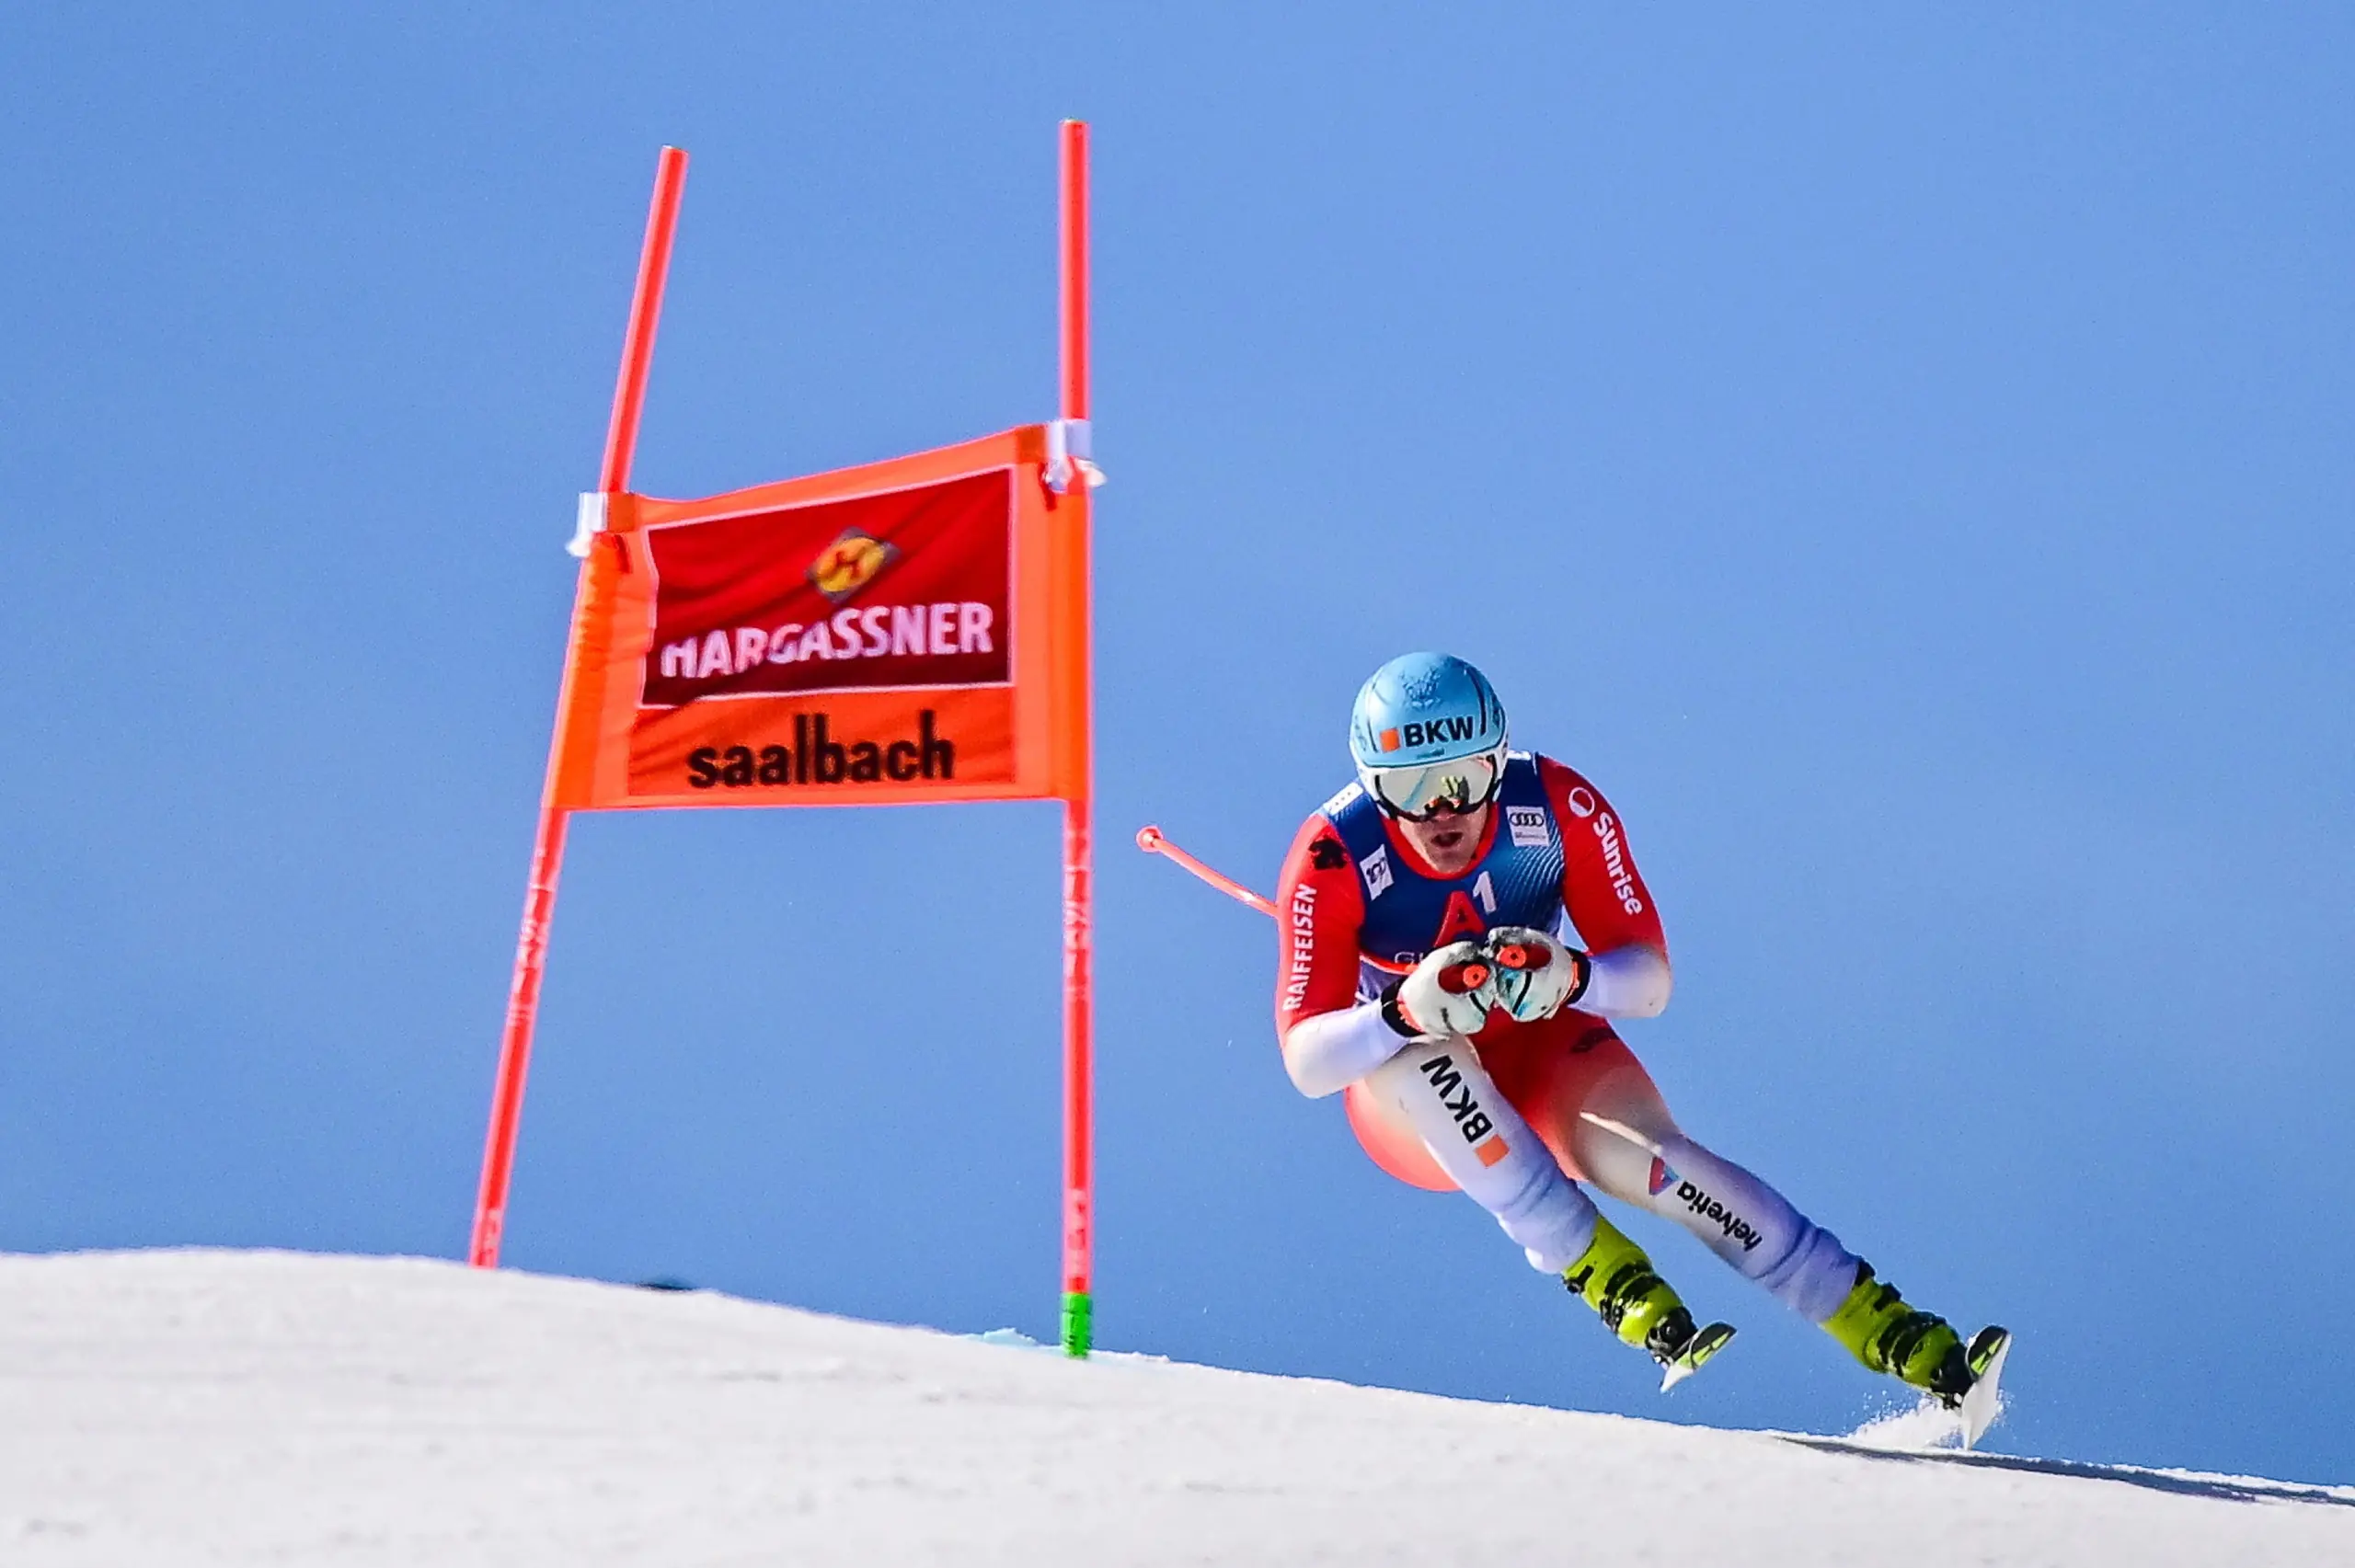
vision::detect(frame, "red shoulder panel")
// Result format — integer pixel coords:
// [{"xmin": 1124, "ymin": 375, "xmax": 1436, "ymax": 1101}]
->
[
  {"xmin": 1273, "ymin": 813, "xmax": 1370, "ymax": 1036},
  {"xmin": 1538, "ymin": 756, "xmax": 1668, "ymax": 958}
]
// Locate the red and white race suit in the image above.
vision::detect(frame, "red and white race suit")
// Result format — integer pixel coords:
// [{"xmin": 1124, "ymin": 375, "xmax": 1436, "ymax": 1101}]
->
[{"xmin": 1271, "ymin": 753, "xmax": 1861, "ymax": 1323}]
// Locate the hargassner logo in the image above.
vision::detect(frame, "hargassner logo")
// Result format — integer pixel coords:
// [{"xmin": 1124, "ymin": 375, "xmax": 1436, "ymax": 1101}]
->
[
  {"xmin": 808, "ymin": 527, "xmax": 898, "ymax": 603},
  {"xmin": 642, "ymin": 466, "xmax": 1012, "ymax": 707},
  {"xmin": 659, "ymin": 602, "xmax": 995, "ymax": 681}
]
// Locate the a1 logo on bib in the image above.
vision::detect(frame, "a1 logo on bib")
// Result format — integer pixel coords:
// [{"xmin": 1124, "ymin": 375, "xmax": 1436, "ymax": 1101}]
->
[{"xmin": 1507, "ymin": 806, "xmax": 1550, "ymax": 848}]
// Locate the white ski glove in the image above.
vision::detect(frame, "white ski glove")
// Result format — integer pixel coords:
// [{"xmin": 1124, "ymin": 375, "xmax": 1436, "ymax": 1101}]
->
[
  {"xmin": 1381, "ymin": 940, "xmax": 1498, "ymax": 1039},
  {"xmin": 1480, "ymin": 926, "xmax": 1592, "ymax": 1024}
]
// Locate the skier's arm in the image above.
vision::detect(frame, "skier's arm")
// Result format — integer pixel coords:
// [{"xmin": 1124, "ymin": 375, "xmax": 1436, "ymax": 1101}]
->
[
  {"xmin": 1272, "ymin": 817, "xmax": 1397, "ymax": 1098},
  {"xmin": 1283, "ymin": 1003, "xmax": 1407, "ymax": 1098},
  {"xmin": 1578, "ymin": 946, "xmax": 1673, "ymax": 1019},
  {"xmin": 1540, "ymin": 757, "xmax": 1674, "ymax": 1019}
]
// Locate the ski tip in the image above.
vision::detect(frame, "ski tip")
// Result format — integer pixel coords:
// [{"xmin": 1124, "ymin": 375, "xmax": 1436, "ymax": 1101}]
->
[
  {"xmin": 1958, "ymin": 1327, "xmax": 2013, "ymax": 1449},
  {"xmin": 1658, "ymin": 1322, "xmax": 1737, "ymax": 1392}
]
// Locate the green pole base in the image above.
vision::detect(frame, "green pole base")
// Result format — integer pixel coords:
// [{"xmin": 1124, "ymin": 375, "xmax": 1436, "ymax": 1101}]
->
[{"xmin": 1061, "ymin": 1290, "xmax": 1093, "ymax": 1358}]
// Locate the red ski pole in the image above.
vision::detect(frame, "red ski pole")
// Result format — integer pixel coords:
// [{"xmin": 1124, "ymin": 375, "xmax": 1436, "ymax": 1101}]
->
[{"xmin": 1134, "ymin": 825, "xmax": 1277, "ymax": 916}]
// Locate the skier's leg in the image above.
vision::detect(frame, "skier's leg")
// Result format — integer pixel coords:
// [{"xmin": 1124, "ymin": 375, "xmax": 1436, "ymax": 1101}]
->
[
  {"xmin": 1491, "ymin": 1013, "xmax": 1979, "ymax": 1399},
  {"xmin": 1356, "ymin": 1036, "xmax": 1599, "ymax": 1274},
  {"xmin": 1591, "ymin": 1125, "xmax": 1864, "ymax": 1325},
  {"xmin": 1361, "ymin": 1036, "xmax": 1716, "ymax": 1364},
  {"xmin": 1486, "ymin": 1013, "xmax": 1859, "ymax": 1323}
]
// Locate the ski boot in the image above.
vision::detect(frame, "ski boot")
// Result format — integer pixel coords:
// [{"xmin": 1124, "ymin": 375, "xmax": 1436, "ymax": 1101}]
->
[
  {"xmin": 1563, "ymin": 1216, "xmax": 1737, "ymax": 1391},
  {"xmin": 1821, "ymin": 1261, "xmax": 1992, "ymax": 1405}
]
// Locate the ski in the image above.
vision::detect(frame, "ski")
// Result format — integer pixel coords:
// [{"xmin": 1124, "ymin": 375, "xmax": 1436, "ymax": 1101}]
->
[
  {"xmin": 1957, "ymin": 1326, "xmax": 2012, "ymax": 1448},
  {"xmin": 1659, "ymin": 1322, "xmax": 1737, "ymax": 1391}
]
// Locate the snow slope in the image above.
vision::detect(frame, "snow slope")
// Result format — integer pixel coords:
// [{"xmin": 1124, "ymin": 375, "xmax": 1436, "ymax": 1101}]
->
[{"xmin": 3, "ymin": 1252, "xmax": 2348, "ymax": 1565}]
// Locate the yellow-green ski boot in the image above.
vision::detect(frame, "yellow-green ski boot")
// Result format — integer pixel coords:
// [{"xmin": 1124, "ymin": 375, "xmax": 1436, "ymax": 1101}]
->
[
  {"xmin": 1563, "ymin": 1216, "xmax": 1737, "ymax": 1390},
  {"xmin": 1821, "ymin": 1262, "xmax": 1972, "ymax": 1404}
]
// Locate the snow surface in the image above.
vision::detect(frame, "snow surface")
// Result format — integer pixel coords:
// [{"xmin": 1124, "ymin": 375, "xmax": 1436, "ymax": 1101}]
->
[{"xmin": 4, "ymin": 1251, "xmax": 2349, "ymax": 1565}]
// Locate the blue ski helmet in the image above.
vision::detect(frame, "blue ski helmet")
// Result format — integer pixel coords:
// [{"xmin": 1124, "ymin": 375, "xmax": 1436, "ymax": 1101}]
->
[{"xmin": 1349, "ymin": 651, "xmax": 1509, "ymax": 773}]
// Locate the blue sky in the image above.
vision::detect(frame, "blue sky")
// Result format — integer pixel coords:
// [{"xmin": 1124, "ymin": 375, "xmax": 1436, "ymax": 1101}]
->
[{"xmin": 4, "ymin": 4, "xmax": 2349, "ymax": 1483}]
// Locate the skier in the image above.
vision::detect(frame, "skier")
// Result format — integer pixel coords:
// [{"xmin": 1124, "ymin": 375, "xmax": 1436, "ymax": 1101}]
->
[{"xmin": 1275, "ymin": 650, "xmax": 2005, "ymax": 1398}]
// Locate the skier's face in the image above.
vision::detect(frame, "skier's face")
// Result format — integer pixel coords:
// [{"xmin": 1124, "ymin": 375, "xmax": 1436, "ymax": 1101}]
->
[{"xmin": 1394, "ymin": 800, "xmax": 1490, "ymax": 876}]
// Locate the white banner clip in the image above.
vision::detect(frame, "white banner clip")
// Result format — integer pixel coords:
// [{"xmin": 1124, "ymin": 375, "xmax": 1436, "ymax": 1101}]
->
[
  {"xmin": 566, "ymin": 492, "xmax": 610, "ymax": 557},
  {"xmin": 1044, "ymin": 419, "xmax": 1106, "ymax": 494}
]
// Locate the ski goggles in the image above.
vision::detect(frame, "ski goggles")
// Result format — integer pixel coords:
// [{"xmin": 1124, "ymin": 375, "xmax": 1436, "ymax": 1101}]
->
[{"xmin": 1363, "ymin": 745, "xmax": 1507, "ymax": 820}]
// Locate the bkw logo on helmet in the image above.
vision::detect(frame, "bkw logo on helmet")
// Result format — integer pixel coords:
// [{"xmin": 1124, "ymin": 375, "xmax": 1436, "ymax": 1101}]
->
[{"xmin": 1376, "ymin": 715, "xmax": 1487, "ymax": 752}]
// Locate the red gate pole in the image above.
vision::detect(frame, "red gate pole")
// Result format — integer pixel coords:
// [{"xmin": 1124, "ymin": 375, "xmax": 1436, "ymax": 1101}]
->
[
  {"xmin": 469, "ymin": 145, "xmax": 689, "ymax": 1268},
  {"xmin": 1056, "ymin": 119, "xmax": 1097, "ymax": 1356}
]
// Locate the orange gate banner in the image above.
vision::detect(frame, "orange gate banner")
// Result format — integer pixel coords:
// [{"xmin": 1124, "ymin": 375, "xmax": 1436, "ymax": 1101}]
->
[{"xmin": 546, "ymin": 424, "xmax": 1090, "ymax": 811}]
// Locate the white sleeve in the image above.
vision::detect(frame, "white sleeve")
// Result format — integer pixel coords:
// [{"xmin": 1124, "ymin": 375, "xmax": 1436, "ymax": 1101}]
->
[
  {"xmin": 1575, "ymin": 944, "xmax": 1673, "ymax": 1019},
  {"xmin": 1281, "ymin": 1001, "xmax": 1408, "ymax": 1098}
]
